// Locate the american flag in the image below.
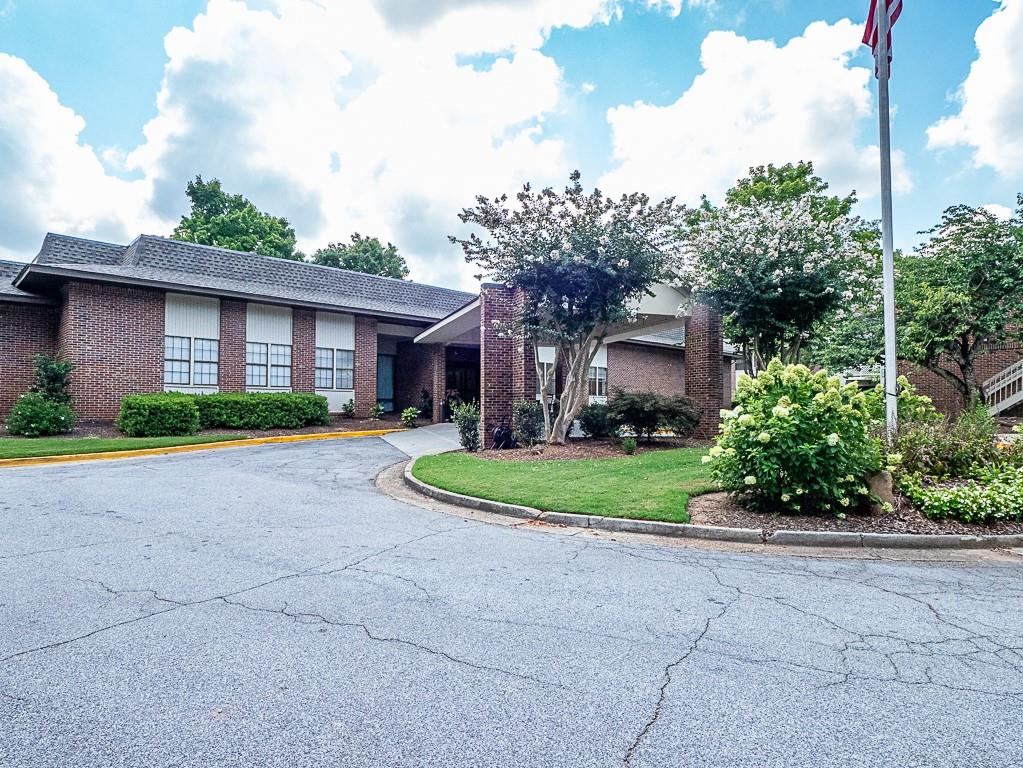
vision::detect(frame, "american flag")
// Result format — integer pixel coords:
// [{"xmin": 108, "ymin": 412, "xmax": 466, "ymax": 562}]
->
[{"xmin": 862, "ymin": 0, "xmax": 903, "ymax": 77}]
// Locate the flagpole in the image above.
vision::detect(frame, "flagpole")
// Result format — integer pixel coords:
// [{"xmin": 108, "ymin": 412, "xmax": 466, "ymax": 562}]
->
[{"xmin": 876, "ymin": 0, "xmax": 899, "ymax": 442}]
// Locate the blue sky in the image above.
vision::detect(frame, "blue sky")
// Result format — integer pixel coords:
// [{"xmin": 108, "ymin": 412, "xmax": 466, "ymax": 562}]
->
[{"xmin": 0, "ymin": 0, "xmax": 1019, "ymax": 287}]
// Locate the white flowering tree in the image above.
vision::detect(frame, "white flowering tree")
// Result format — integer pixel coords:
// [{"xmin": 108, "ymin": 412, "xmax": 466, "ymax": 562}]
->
[
  {"xmin": 678, "ymin": 163, "xmax": 876, "ymax": 374},
  {"xmin": 451, "ymin": 171, "xmax": 683, "ymax": 443}
]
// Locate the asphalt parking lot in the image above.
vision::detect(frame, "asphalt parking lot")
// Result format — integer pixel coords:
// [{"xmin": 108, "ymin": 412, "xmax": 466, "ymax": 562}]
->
[{"xmin": 2, "ymin": 437, "xmax": 1022, "ymax": 767}]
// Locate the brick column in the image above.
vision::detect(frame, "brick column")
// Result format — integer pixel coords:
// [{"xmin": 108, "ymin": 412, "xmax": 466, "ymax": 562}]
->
[
  {"xmin": 480, "ymin": 284, "xmax": 532, "ymax": 447},
  {"xmin": 354, "ymin": 315, "xmax": 378, "ymax": 416},
  {"xmin": 292, "ymin": 309, "xmax": 316, "ymax": 393},
  {"xmin": 686, "ymin": 303, "xmax": 725, "ymax": 439},
  {"xmin": 431, "ymin": 344, "xmax": 446, "ymax": 422},
  {"xmin": 219, "ymin": 299, "xmax": 247, "ymax": 392}
]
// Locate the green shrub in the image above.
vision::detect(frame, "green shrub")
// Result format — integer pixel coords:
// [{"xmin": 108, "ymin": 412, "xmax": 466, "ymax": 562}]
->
[
  {"xmin": 117, "ymin": 394, "xmax": 200, "ymax": 437},
  {"xmin": 864, "ymin": 375, "xmax": 941, "ymax": 428},
  {"xmin": 579, "ymin": 403, "xmax": 618, "ymax": 438},
  {"xmin": 512, "ymin": 400, "xmax": 544, "ymax": 445},
  {"xmin": 622, "ymin": 436, "xmax": 637, "ymax": 455},
  {"xmin": 892, "ymin": 403, "xmax": 998, "ymax": 480},
  {"xmin": 342, "ymin": 399, "xmax": 356, "ymax": 418},
  {"xmin": 31, "ymin": 354, "xmax": 74, "ymax": 403},
  {"xmin": 706, "ymin": 359, "xmax": 883, "ymax": 514},
  {"xmin": 401, "ymin": 407, "xmax": 420, "ymax": 428},
  {"xmin": 900, "ymin": 466, "xmax": 1023, "ymax": 523},
  {"xmin": 452, "ymin": 401, "xmax": 481, "ymax": 452},
  {"xmin": 663, "ymin": 395, "xmax": 701, "ymax": 438},
  {"xmin": 608, "ymin": 391, "xmax": 664, "ymax": 441},
  {"xmin": 193, "ymin": 392, "xmax": 329, "ymax": 430},
  {"xmin": 6, "ymin": 392, "xmax": 77, "ymax": 437},
  {"xmin": 369, "ymin": 403, "xmax": 386, "ymax": 420}
]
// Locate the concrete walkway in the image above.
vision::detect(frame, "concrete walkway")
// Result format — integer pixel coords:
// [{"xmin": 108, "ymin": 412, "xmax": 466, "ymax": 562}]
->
[{"xmin": 382, "ymin": 421, "xmax": 460, "ymax": 457}]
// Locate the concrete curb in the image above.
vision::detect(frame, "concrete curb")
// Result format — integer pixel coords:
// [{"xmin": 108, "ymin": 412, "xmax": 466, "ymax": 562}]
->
[
  {"xmin": 404, "ymin": 458, "xmax": 1023, "ymax": 550},
  {"xmin": 0, "ymin": 428, "xmax": 405, "ymax": 469}
]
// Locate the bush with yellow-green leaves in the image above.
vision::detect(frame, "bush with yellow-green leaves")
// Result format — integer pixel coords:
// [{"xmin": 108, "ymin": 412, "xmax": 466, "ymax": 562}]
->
[{"xmin": 705, "ymin": 359, "xmax": 883, "ymax": 515}]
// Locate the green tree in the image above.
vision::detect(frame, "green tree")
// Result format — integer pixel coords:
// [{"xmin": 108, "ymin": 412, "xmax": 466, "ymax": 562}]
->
[
  {"xmin": 680, "ymin": 162, "xmax": 876, "ymax": 373},
  {"xmin": 172, "ymin": 176, "xmax": 301, "ymax": 260},
  {"xmin": 896, "ymin": 197, "xmax": 1023, "ymax": 407},
  {"xmin": 451, "ymin": 171, "xmax": 682, "ymax": 444},
  {"xmin": 312, "ymin": 234, "xmax": 409, "ymax": 279}
]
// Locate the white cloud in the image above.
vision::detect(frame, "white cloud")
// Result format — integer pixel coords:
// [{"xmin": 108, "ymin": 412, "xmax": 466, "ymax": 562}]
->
[
  {"xmin": 927, "ymin": 0, "xmax": 1023, "ymax": 177},
  {"xmin": 0, "ymin": 53, "xmax": 158, "ymax": 261},
  {"xmin": 983, "ymin": 203, "xmax": 1014, "ymax": 220},
  {"xmin": 599, "ymin": 19, "xmax": 912, "ymax": 205}
]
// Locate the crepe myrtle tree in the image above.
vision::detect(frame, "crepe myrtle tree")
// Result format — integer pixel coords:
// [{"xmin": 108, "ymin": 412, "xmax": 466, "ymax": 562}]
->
[
  {"xmin": 679, "ymin": 162, "xmax": 876, "ymax": 374},
  {"xmin": 896, "ymin": 197, "xmax": 1023, "ymax": 407},
  {"xmin": 451, "ymin": 171, "xmax": 683, "ymax": 444}
]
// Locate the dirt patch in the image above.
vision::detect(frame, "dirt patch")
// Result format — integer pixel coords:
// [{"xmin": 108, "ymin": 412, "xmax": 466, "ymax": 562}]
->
[
  {"xmin": 478, "ymin": 437, "xmax": 708, "ymax": 461},
  {"xmin": 1, "ymin": 415, "xmax": 403, "ymax": 440},
  {"xmin": 688, "ymin": 491, "xmax": 1023, "ymax": 536}
]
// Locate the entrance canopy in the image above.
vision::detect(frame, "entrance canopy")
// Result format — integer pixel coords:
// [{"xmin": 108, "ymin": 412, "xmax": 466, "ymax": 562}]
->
[{"xmin": 413, "ymin": 283, "xmax": 691, "ymax": 347}]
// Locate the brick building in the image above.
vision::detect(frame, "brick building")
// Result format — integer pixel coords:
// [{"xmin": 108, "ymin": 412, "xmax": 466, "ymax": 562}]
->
[{"xmin": 1, "ymin": 233, "xmax": 736, "ymax": 444}]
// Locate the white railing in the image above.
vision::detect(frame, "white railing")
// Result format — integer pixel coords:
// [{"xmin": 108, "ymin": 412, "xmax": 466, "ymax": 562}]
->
[{"xmin": 984, "ymin": 359, "xmax": 1023, "ymax": 415}]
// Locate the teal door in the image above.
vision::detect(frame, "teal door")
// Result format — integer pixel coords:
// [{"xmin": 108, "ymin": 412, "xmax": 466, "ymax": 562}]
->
[{"xmin": 377, "ymin": 354, "xmax": 395, "ymax": 413}]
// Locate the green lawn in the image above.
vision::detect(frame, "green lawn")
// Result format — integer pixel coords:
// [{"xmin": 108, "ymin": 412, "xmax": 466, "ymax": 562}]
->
[
  {"xmin": 0, "ymin": 434, "xmax": 246, "ymax": 460},
  {"xmin": 412, "ymin": 447, "xmax": 715, "ymax": 523}
]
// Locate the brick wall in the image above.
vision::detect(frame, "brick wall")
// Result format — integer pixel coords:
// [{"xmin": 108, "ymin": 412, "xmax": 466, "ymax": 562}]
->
[
  {"xmin": 902, "ymin": 343, "xmax": 1023, "ymax": 416},
  {"xmin": 292, "ymin": 309, "xmax": 316, "ymax": 393},
  {"xmin": 395, "ymin": 340, "xmax": 437, "ymax": 417},
  {"xmin": 606, "ymin": 342, "xmax": 684, "ymax": 396},
  {"xmin": 431, "ymin": 345, "xmax": 446, "ymax": 422},
  {"xmin": 219, "ymin": 299, "xmax": 246, "ymax": 392},
  {"xmin": 57, "ymin": 281, "xmax": 164, "ymax": 418},
  {"xmin": 354, "ymin": 315, "xmax": 378, "ymax": 416},
  {"xmin": 685, "ymin": 303, "xmax": 725, "ymax": 439},
  {"xmin": 0, "ymin": 302, "xmax": 59, "ymax": 418}
]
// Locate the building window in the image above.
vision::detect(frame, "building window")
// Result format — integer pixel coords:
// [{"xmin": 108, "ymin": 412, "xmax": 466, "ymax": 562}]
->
[
  {"xmin": 336, "ymin": 349, "xmax": 354, "ymax": 390},
  {"xmin": 315, "ymin": 347, "xmax": 355, "ymax": 389},
  {"xmin": 588, "ymin": 366, "xmax": 607, "ymax": 397},
  {"xmin": 164, "ymin": 335, "xmax": 219, "ymax": 387},
  {"xmin": 536, "ymin": 362, "xmax": 555, "ymax": 398},
  {"xmin": 164, "ymin": 336, "xmax": 190, "ymax": 385},
  {"xmin": 270, "ymin": 344, "xmax": 292, "ymax": 388},
  {"xmin": 246, "ymin": 342, "xmax": 268, "ymax": 387}
]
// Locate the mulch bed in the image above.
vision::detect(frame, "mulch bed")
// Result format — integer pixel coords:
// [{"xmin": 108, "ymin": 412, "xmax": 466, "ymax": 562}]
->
[
  {"xmin": 688, "ymin": 492, "xmax": 1023, "ymax": 536},
  {"xmin": 0, "ymin": 415, "xmax": 403, "ymax": 440},
  {"xmin": 478, "ymin": 437, "xmax": 709, "ymax": 461}
]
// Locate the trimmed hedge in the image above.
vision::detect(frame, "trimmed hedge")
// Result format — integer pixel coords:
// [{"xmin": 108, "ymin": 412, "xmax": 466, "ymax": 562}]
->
[
  {"xmin": 117, "ymin": 394, "xmax": 200, "ymax": 437},
  {"xmin": 117, "ymin": 392, "xmax": 330, "ymax": 436},
  {"xmin": 192, "ymin": 392, "xmax": 329, "ymax": 430}
]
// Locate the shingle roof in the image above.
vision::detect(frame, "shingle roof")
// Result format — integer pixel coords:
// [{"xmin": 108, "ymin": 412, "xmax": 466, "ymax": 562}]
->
[
  {"xmin": 0, "ymin": 259, "xmax": 51, "ymax": 303},
  {"xmin": 20, "ymin": 234, "xmax": 476, "ymax": 321}
]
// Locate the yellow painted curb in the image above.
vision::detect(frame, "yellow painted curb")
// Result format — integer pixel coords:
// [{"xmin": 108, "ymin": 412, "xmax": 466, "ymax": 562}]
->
[{"xmin": 0, "ymin": 428, "xmax": 406, "ymax": 469}]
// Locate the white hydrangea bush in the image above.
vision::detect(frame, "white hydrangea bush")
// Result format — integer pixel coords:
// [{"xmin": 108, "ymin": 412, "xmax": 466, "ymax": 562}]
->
[{"xmin": 705, "ymin": 359, "xmax": 883, "ymax": 514}]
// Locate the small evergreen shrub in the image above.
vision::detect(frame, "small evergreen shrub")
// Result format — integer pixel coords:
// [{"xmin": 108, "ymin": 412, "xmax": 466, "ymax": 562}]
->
[
  {"xmin": 342, "ymin": 399, "xmax": 356, "ymax": 418},
  {"xmin": 512, "ymin": 400, "xmax": 544, "ymax": 445},
  {"xmin": 622, "ymin": 436, "xmax": 637, "ymax": 455},
  {"xmin": 663, "ymin": 395, "xmax": 701, "ymax": 438},
  {"xmin": 579, "ymin": 403, "xmax": 618, "ymax": 438},
  {"xmin": 369, "ymin": 403, "xmax": 386, "ymax": 420},
  {"xmin": 451, "ymin": 401, "xmax": 481, "ymax": 452},
  {"xmin": 609, "ymin": 391, "xmax": 663, "ymax": 441},
  {"xmin": 401, "ymin": 407, "xmax": 420, "ymax": 428},
  {"xmin": 6, "ymin": 392, "xmax": 77, "ymax": 437},
  {"xmin": 117, "ymin": 394, "xmax": 200, "ymax": 437},
  {"xmin": 31, "ymin": 354, "xmax": 74, "ymax": 403},
  {"xmin": 706, "ymin": 360, "xmax": 883, "ymax": 514},
  {"xmin": 193, "ymin": 392, "xmax": 329, "ymax": 430}
]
